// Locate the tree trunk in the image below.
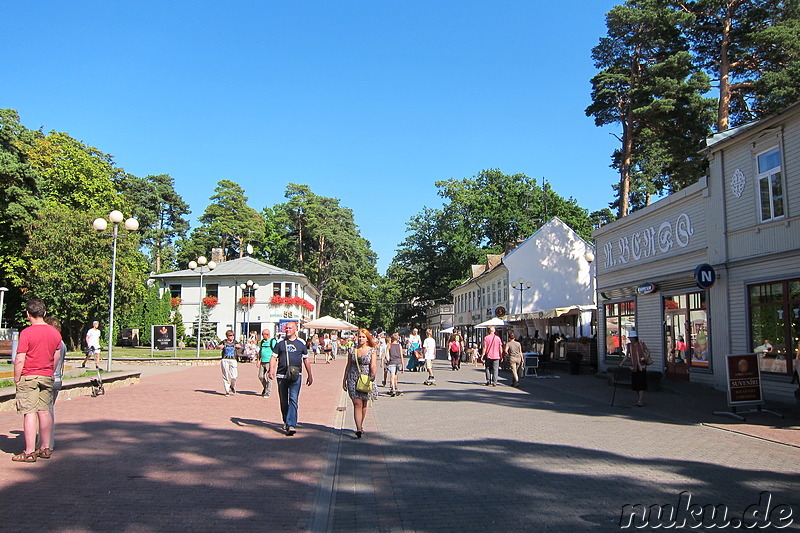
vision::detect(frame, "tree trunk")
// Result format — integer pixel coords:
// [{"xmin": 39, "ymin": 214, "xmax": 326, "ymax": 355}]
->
[{"xmin": 717, "ymin": 3, "xmax": 734, "ymax": 131}]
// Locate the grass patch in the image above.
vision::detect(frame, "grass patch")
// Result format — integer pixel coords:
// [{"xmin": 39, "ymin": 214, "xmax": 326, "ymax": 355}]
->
[{"xmin": 0, "ymin": 378, "xmax": 13, "ymax": 388}]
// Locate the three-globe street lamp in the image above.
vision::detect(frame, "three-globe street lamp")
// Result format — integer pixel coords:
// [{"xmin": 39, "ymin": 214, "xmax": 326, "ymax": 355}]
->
[
  {"xmin": 189, "ymin": 256, "xmax": 217, "ymax": 357},
  {"xmin": 339, "ymin": 300, "xmax": 355, "ymax": 323},
  {"xmin": 93, "ymin": 211, "xmax": 139, "ymax": 371},
  {"xmin": 511, "ymin": 278, "xmax": 532, "ymax": 316},
  {"xmin": 239, "ymin": 279, "xmax": 259, "ymax": 341}
]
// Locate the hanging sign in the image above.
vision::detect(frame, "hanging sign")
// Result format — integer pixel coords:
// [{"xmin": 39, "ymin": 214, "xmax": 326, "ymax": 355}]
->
[
  {"xmin": 694, "ymin": 264, "xmax": 716, "ymax": 289},
  {"xmin": 637, "ymin": 283, "xmax": 657, "ymax": 295}
]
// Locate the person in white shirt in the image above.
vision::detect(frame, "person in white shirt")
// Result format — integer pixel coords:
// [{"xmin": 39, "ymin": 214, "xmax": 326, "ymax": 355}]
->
[
  {"xmin": 82, "ymin": 321, "xmax": 101, "ymax": 368},
  {"xmin": 423, "ymin": 329, "xmax": 437, "ymax": 385}
]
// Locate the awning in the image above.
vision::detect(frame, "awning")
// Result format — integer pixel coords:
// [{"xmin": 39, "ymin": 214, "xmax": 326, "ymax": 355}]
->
[{"xmin": 507, "ymin": 305, "xmax": 595, "ymax": 322}]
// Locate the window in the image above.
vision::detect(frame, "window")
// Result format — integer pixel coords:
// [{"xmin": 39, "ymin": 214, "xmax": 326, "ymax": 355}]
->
[
  {"xmin": 284, "ymin": 283, "xmax": 291, "ymax": 297},
  {"xmin": 206, "ymin": 284, "xmax": 218, "ymax": 298},
  {"xmin": 663, "ymin": 292, "xmax": 709, "ymax": 369},
  {"xmin": 169, "ymin": 284, "xmax": 182, "ymax": 298},
  {"xmin": 757, "ymin": 147, "xmax": 784, "ymax": 222},
  {"xmin": 604, "ymin": 300, "xmax": 636, "ymax": 360},
  {"xmin": 749, "ymin": 278, "xmax": 799, "ymax": 375},
  {"xmin": 273, "ymin": 283, "xmax": 281, "ymax": 297}
]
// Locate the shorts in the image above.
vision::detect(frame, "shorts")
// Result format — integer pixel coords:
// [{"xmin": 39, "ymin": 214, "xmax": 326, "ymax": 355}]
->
[
  {"xmin": 387, "ymin": 364, "xmax": 399, "ymax": 375},
  {"xmin": 89, "ymin": 346, "xmax": 101, "ymax": 355},
  {"xmin": 425, "ymin": 359, "xmax": 434, "ymax": 370},
  {"xmin": 16, "ymin": 375, "xmax": 54, "ymax": 415}
]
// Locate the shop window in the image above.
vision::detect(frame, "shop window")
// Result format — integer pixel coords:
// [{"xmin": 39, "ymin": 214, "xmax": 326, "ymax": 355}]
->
[
  {"xmin": 604, "ymin": 300, "xmax": 636, "ymax": 359},
  {"xmin": 664, "ymin": 292, "xmax": 708, "ymax": 371},
  {"xmin": 757, "ymin": 147, "xmax": 785, "ymax": 223},
  {"xmin": 169, "ymin": 284, "xmax": 182, "ymax": 299},
  {"xmin": 748, "ymin": 278, "xmax": 800, "ymax": 375}
]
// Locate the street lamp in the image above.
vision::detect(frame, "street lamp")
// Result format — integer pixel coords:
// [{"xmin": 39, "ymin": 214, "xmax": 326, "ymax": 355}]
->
[
  {"xmin": 189, "ymin": 256, "xmax": 217, "ymax": 357},
  {"xmin": 584, "ymin": 251, "xmax": 596, "ymax": 304},
  {"xmin": 93, "ymin": 210, "xmax": 139, "ymax": 371},
  {"xmin": 0, "ymin": 287, "xmax": 8, "ymax": 329},
  {"xmin": 238, "ymin": 279, "xmax": 259, "ymax": 340},
  {"xmin": 339, "ymin": 300, "xmax": 354, "ymax": 323},
  {"xmin": 511, "ymin": 278, "xmax": 532, "ymax": 315}
]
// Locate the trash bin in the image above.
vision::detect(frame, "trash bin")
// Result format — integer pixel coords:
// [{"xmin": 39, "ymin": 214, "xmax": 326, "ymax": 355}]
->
[{"xmin": 567, "ymin": 351, "xmax": 582, "ymax": 375}]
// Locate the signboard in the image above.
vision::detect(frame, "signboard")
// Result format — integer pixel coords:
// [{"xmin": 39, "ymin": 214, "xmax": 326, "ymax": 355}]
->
[
  {"xmin": 637, "ymin": 283, "xmax": 657, "ymax": 295},
  {"xmin": 694, "ymin": 264, "xmax": 716, "ymax": 289},
  {"xmin": 151, "ymin": 325, "xmax": 176, "ymax": 356},
  {"xmin": 723, "ymin": 353, "xmax": 763, "ymax": 407},
  {"xmin": 495, "ymin": 306, "xmax": 507, "ymax": 317}
]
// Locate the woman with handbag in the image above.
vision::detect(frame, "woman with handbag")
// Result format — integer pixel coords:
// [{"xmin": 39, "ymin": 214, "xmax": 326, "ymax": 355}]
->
[
  {"xmin": 622, "ymin": 330, "xmax": 650, "ymax": 407},
  {"xmin": 342, "ymin": 328, "xmax": 378, "ymax": 438}
]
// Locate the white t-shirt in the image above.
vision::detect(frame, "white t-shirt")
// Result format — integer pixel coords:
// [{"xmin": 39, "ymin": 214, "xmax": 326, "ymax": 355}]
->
[
  {"xmin": 423, "ymin": 337, "xmax": 437, "ymax": 360},
  {"xmin": 86, "ymin": 327, "xmax": 101, "ymax": 348}
]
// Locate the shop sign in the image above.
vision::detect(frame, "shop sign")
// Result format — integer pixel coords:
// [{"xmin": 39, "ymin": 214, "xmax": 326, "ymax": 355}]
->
[
  {"xmin": 637, "ymin": 283, "xmax": 656, "ymax": 295},
  {"xmin": 602, "ymin": 213, "xmax": 695, "ymax": 269},
  {"xmin": 723, "ymin": 354, "xmax": 763, "ymax": 407},
  {"xmin": 495, "ymin": 306, "xmax": 507, "ymax": 317},
  {"xmin": 694, "ymin": 264, "xmax": 716, "ymax": 289}
]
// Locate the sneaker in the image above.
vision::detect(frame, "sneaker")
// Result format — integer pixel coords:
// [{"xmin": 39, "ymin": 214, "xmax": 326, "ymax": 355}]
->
[
  {"xmin": 286, "ymin": 427, "xmax": 296, "ymax": 436},
  {"xmin": 225, "ymin": 392, "xmax": 230, "ymax": 396},
  {"xmin": 230, "ymin": 387, "xmax": 236, "ymax": 395}
]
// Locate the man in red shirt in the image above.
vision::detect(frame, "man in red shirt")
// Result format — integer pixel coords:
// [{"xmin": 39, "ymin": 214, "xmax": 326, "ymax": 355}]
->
[
  {"xmin": 482, "ymin": 326, "xmax": 503, "ymax": 387},
  {"xmin": 12, "ymin": 299, "xmax": 63, "ymax": 462}
]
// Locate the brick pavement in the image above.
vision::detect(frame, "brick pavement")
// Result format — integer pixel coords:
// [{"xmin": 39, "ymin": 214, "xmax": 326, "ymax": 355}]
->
[{"xmin": 3, "ymin": 356, "xmax": 799, "ymax": 532}]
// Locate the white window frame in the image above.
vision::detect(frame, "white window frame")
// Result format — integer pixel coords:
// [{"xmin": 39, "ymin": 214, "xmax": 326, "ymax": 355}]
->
[{"xmin": 756, "ymin": 145, "xmax": 785, "ymax": 223}]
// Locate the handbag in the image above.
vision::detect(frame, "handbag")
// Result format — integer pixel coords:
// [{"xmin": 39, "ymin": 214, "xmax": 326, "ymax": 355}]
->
[
  {"xmin": 353, "ymin": 351, "xmax": 373, "ymax": 393},
  {"xmin": 282, "ymin": 340, "xmax": 301, "ymax": 382},
  {"xmin": 643, "ymin": 342, "xmax": 653, "ymax": 366}
]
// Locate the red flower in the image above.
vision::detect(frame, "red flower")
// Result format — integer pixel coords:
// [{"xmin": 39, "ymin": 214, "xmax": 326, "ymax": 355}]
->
[
  {"xmin": 170, "ymin": 297, "xmax": 183, "ymax": 307},
  {"xmin": 202, "ymin": 296, "xmax": 219, "ymax": 307},
  {"xmin": 270, "ymin": 295, "xmax": 315, "ymax": 311},
  {"xmin": 239, "ymin": 296, "xmax": 256, "ymax": 306}
]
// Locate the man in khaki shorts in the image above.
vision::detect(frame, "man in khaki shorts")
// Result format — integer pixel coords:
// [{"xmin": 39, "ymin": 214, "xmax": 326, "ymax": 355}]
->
[{"xmin": 13, "ymin": 298, "xmax": 63, "ymax": 462}]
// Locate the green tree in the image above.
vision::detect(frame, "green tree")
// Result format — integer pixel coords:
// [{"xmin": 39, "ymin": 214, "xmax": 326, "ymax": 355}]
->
[
  {"xmin": 8, "ymin": 203, "xmax": 148, "ymax": 349},
  {"xmin": 675, "ymin": 0, "xmax": 800, "ymax": 129},
  {"xmin": 138, "ymin": 286, "xmax": 172, "ymax": 346},
  {"xmin": 0, "ymin": 109, "xmax": 43, "ymax": 304},
  {"xmin": 117, "ymin": 173, "xmax": 191, "ymax": 272},
  {"xmin": 587, "ymin": 0, "xmax": 715, "ymax": 216},
  {"xmin": 263, "ymin": 184, "xmax": 381, "ymax": 324},
  {"xmin": 188, "ymin": 180, "xmax": 265, "ymax": 262}
]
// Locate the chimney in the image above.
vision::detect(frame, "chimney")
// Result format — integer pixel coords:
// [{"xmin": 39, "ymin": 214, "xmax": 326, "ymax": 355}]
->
[{"xmin": 211, "ymin": 247, "xmax": 224, "ymax": 264}]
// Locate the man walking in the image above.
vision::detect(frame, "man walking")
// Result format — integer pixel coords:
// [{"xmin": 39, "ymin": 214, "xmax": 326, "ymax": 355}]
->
[
  {"xmin": 82, "ymin": 320, "xmax": 101, "ymax": 368},
  {"xmin": 12, "ymin": 299, "xmax": 63, "ymax": 462},
  {"xmin": 217, "ymin": 330, "xmax": 241, "ymax": 396},
  {"xmin": 482, "ymin": 326, "xmax": 503, "ymax": 387},
  {"xmin": 270, "ymin": 321, "xmax": 313, "ymax": 436}
]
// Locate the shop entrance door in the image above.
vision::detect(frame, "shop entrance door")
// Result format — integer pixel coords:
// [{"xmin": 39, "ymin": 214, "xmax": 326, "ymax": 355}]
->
[{"xmin": 664, "ymin": 311, "xmax": 689, "ymax": 381}]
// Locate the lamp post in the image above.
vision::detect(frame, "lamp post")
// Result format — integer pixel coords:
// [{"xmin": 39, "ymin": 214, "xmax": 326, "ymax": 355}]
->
[
  {"xmin": 189, "ymin": 256, "xmax": 217, "ymax": 357},
  {"xmin": 339, "ymin": 300, "xmax": 354, "ymax": 323},
  {"xmin": 510, "ymin": 278, "xmax": 532, "ymax": 315},
  {"xmin": 0, "ymin": 287, "xmax": 8, "ymax": 329},
  {"xmin": 93, "ymin": 211, "xmax": 139, "ymax": 371},
  {"xmin": 584, "ymin": 251, "xmax": 596, "ymax": 338},
  {"xmin": 238, "ymin": 279, "xmax": 259, "ymax": 340}
]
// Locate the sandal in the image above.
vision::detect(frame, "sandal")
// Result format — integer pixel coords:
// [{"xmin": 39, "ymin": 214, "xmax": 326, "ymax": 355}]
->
[
  {"xmin": 35, "ymin": 448, "xmax": 52, "ymax": 459},
  {"xmin": 12, "ymin": 452, "xmax": 37, "ymax": 463}
]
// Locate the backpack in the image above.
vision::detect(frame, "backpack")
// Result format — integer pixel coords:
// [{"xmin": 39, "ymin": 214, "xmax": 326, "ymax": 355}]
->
[{"xmin": 449, "ymin": 340, "xmax": 460, "ymax": 352}]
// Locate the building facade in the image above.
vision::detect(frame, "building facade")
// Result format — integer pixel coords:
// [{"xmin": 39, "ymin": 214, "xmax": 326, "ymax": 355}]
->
[
  {"xmin": 594, "ymin": 101, "xmax": 800, "ymax": 403},
  {"xmin": 152, "ymin": 256, "xmax": 320, "ymax": 343}
]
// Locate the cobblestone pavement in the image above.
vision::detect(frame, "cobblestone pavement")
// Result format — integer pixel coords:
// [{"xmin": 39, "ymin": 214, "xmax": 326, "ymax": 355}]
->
[{"xmin": 2, "ymin": 357, "xmax": 799, "ymax": 532}]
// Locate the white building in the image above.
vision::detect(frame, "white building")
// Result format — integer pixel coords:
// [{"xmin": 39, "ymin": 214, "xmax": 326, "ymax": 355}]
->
[
  {"xmin": 451, "ymin": 217, "xmax": 596, "ymax": 347},
  {"xmin": 152, "ymin": 256, "xmax": 320, "ymax": 343}
]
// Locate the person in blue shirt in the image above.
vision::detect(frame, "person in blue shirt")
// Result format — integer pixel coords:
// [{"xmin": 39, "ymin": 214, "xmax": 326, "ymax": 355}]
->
[
  {"xmin": 269, "ymin": 321, "xmax": 313, "ymax": 435},
  {"xmin": 258, "ymin": 329, "xmax": 277, "ymax": 397},
  {"xmin": 217, "ymin": 330, "xmax": 241, "ymax": 396}
]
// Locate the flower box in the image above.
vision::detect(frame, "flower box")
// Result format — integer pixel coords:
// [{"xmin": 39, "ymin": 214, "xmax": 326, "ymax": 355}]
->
[{"xmin": 202, "ymin": 296, "xmax": 219, "ymax": 307}]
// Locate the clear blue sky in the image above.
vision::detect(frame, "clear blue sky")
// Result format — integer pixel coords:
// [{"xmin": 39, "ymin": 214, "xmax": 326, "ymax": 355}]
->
[{"xmin": 5, "ymin": 0, "xmax": 621, "ymax": 274}]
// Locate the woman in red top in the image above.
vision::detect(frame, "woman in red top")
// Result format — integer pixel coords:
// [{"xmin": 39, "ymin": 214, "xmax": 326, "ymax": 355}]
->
[{"xmin": 622, "ymin": 331, "xmax": 649, "ymax": 407}]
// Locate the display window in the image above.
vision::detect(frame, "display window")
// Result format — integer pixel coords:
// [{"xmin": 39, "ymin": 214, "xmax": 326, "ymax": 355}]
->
[
  {"xmin": 664, "ymin": 292, "xmax": 708, "ymax": 381},
  {"xmin": 749, "ymin": 279, "xmax": 800, "ymax": 375},
  {"xmin": 604, "ymin": 300, "xmax": 635, "ymax": 360}
]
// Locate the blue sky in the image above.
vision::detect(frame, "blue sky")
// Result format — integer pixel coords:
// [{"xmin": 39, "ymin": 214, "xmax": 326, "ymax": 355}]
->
[{"xmin": 5, "ymin": 1, "xmax": 621, "ymax": 274}]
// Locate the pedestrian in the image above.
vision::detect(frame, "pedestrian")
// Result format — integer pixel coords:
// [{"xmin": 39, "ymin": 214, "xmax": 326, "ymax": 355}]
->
[
  {"xmin": 448, "ymin": 334, "xmax": 460, "ymax": 370},
  {"xmin": 82, "ymin": 320, "xmax": 101, "ymax": 368},
  {"xmin": 407, "ymin": 328, "xmax": 421, "ymax": 371},
  {"xmin": 217, "ymin": 330, "xmax": 241, "ymax": 396},
  {"xmin": 42, "ymin": 316, "xmax": 66, "ymax": 450},
  {"xmin": 423, "ymin": 328, "xmax": 437, "ymax": 385},
  {"xmin": 505, "ymin": 332, "xmax": 524, "ymax": 387},
  {"xmin": 270, "ymin": 321, "xmax": 313, "ymax": 436},
  {"xmin": 257, "ymin": 329, "xmax": 277, "ymax": 398},
  {"xmin": 12, "ymin": 298, "xmax": 63, "ymax": 462},
  {"xmin": 342, "ymin": 328, "xmax": 378, "ymax": 437},
  {"xmin": 330, "ymin": 334, "xmax": 339, "ymax": 361},
  {"xmin": 621, "ymin": 330, "xmax": 649, "ymax": 407},
  {"xmin": 482, "ymin": 326, "xmax": 503, "ymax": 386},
  {"xmin": 322, "ymin": 333, "xmax": 333, "ymax": 363},
  {"xmin": 386, "ymin": 332, "xmax": 404, "ymax": 396},
  {"xmin": 378, "ymin": 332, "xmax": 389, "ymax": 386}
]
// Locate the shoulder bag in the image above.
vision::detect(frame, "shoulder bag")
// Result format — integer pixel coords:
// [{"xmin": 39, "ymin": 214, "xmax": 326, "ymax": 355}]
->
[
  {"xmin": 283, "ymin": 340, "xmax": 301, "ymax": 382},
  {"xmin": 354, "ymin": 350, "xmax": 373, "ymax": 393}
]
